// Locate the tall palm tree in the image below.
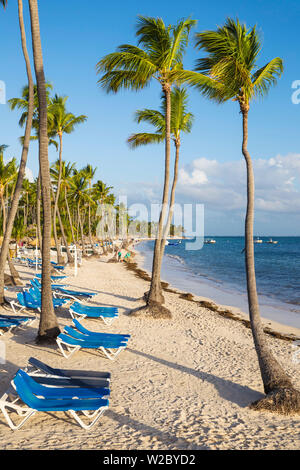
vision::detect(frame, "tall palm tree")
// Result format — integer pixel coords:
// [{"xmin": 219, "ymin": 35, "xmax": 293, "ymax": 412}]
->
[
  {"xmin": 93, "ymin": 180, "xmax": 113, "ymax": 254},
  {"xmin": 61, "ymin": 161, "xmax": 76, "ymax": 245},
  {"xmin": 69, "ymin": 170, "xmax": 92, "ymax": 257},
  {"xmin": 0, "ymin": 0, "xmax": 35, "ymax": 303},
  {"xmin": 28, "ymin": 0, "xmax": 60, "ymax": 343},
  {"xmin": 50, "ymin": 159, "xmax": 74, "ymax": 264},
  {"xmin": 48, "ymin": 95, "xmax": 87, "ymax": 263},
  {"xmin": 177, "ymin": 18, "xmax": 300, "ymax": 413},
  {"xmin": 97, "ymin": 15, "xmax": 196, "ymax": 317},
  {"xmin": 128, "ymin": 87, "xmax": 193, "ymax": 263},
  {"xmin": 0, "ymin": 149, "xmax": 18, "ymax": 235}
]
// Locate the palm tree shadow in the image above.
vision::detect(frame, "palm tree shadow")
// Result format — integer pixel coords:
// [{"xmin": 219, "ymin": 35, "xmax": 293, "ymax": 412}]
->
[
  {"xmin": 105, "ymin": 409, "xmax": 209, "ymax": 450},
  {"xmin": 127, "ymin": 348, "xmax": 264, "ymax": 408}
]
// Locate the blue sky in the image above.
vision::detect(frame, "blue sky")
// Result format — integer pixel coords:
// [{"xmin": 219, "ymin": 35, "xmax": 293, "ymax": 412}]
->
[{"xmin": 0, "ymin": 0, "xmax": 300, "ymax": 235}]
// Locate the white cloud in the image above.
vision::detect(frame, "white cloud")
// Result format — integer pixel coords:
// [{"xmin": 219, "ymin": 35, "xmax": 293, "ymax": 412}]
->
[
  {"xmin": 25, "ymin": 167, "xmax": 34, "ymax": 183},
  {"xmin": 176, "ymin": 153, "xmax": 300, "ymax": 214}
]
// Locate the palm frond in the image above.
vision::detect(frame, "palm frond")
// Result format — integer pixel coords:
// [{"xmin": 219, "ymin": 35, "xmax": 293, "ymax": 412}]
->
[
  {"xmin": 252, "ymin": 57, "xmax": 283, "ymax": 98},
  {"xmin": 127, "ymin": 132, "xmax": 163, "ymax": 148}
]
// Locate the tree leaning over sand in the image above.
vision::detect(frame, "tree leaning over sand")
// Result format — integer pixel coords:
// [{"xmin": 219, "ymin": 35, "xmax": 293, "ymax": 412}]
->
[
  {"xmin": 97, "ymin": 15, "xmax": 196, "ymax": 318},
  {"xmin": 0, "ymin": 0, "xmax": 35, "ymax": 302},
  {"xmin": 128, "ymin": 86, "xmax": 193, "ymax": 266},
  {"xmin": 177, "ymin": 17, "xmax": 300, "ymax": 414},
  {"xmin": 28, "ymin": 0, "xmax": 60, "ymax": 343}
]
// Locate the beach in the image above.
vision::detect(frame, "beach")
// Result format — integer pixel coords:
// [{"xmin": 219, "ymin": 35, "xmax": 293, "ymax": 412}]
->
[{"xmin": 0, "ymin": 253, "xmax": 299, "ymax": 450}]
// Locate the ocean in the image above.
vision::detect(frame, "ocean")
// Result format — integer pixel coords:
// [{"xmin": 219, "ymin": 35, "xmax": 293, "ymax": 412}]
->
[{"xmin": 135, "ymin": 237, "xmax": 300, "ymax": 329}]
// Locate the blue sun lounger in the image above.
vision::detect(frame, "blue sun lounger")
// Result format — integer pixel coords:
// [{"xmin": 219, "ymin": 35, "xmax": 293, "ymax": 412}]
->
[
  {"xmin": 26, "ymin": 356, "xmax": 111, "ymax": 381},
  {"xmin": 54, "ymin": 287, "xmax": 97, "ymax": 301},
  {"xmin": 0, "ymin": 369, "xmax": 109, "ymax": 430},
  {"xmin": 35, "ymin": 273, "xmax": 68, "ymax": 282},
  {"xmin": 10, "ymin": 292, "xmax": 40, "ymax": 314},
  {"xmin": 28, "ymin": 287, "xmax": 67, "ymax": 308},
  {"xmin": 69, "ymin": 301, "xmax": 118, "ymax": 324},
  {"xmin": 31, "ymin": 278, "xmax": 67, "ymax": 290},
  {"xmin": 0, "ymin": 317, "xmax": 34, "ymax": 336},
  {"xmin": 0, "ymin": 314, "xmax": 35, "ymax": 333},
  {"xmin": 10, "ymin": 290, "xmax": 67, "ymax": 315},
  {"xmin": 56, "ymin": 325, "xmax": 130, "ymax": 360},
  {"xmin": 71, "ymin": 319, "xmax": 130, "ymax": 341}
]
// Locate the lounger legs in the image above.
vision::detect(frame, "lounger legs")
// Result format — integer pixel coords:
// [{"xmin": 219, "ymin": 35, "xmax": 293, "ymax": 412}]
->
[
  {"xmin": 70, "ymin": 406, "xmax": 108, "ymax": 430},
  {"xmin": 0, "ymin": 396, "xmax": 36, "ymax": 430},
  {"xmin": 56, "ymin": 339, "xmax": 81, "ymax": 359}
]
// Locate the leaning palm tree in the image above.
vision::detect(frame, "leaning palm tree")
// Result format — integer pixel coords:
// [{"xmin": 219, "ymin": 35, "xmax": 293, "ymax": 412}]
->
[
  {"xmin": 0, "ymin": 0, "xmax": 35, "ymax": 303},
  {"xmin": 0, "ymin": 150, "xmax": 18, "ymax": 235},
  {"xmin": 177, "ymin": 17, "xmax": 300, "ymax": 413},
  {"xmin": 28, "ymin": 0, "xmax": 60, "ymax": 343},
  {"xmin": 48, "ymin": 95, "xmax": 87, "ymax": 264},
  {"xmin": 128, "ymin": 86, "xmax": 193, "ymax": 266},
  {"xmin": 97, "ymin": 15, "xmax": 196, "ymax": 317}
]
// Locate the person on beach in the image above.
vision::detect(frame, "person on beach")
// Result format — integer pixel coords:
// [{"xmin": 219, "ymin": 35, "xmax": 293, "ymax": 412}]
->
[{"xmin": 118, "ymin": 250, "xmax": 122, "ymax": 262}]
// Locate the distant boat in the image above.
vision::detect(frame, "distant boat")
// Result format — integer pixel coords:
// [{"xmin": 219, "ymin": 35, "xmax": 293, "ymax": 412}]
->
[
  {"xmin": 267, "ymin": 238, "xmax": 278, "ymax": 244},
  {"xmin": 204, "ymin": 239, "xmax": 216, "ymax": 244},
  {"xmin": 254, "ymin": 237, "xmax": 263, "ymax": 244},
  {"xmin": 166, "ymin": 240, "xmax": 181, "ymax": 246}
]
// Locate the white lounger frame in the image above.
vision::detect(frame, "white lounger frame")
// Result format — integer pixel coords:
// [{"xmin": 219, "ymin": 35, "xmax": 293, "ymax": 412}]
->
[
  {"xmin": 0, "ymin": 388, "xmax": 108, "ymax": 430},
  {"xmin": 68, "ymin": 308, "xmax": 117, "ymax": 325},
  {"xmin": 56, "ymin": 337, "xmax": 126, "ymax": 360}
]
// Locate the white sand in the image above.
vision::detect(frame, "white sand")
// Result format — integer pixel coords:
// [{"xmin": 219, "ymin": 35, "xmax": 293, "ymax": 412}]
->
[{"xmin": 0, "ymin": 255, "xmax": 299, "ymax": 450}]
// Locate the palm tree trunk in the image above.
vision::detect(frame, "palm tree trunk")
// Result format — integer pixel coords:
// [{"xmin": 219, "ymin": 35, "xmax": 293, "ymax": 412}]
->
[
  {"xmin": 51, "ymin": 186, "xmax": 73, "ymax": 264},
  {"xmin": 1, "ymin": 194, "xmax": 6, "ymax": 236},
  {"xmin": 0, "ymin": 0, "xmax": 34, "ymax": 304},
  {"xmin": 29, "ymin": 0, "xmax": 60, "ymax": 343},
  {"xmin": 53, "ymin": 133, "xmax": 64, "ymax": 264},
  {"xmin": 242, "ymin": 108, "xmax": 300, "ymax": 413},
  {"xmin": 7, "ymin": 253, "xmax": 22, "ymax": 285},
  {"xmin": 159, "ymin": 138, "xmax": 180, "ymax": 260},
  {"xmin": 77, "ymin": 201, "xmax": 86, "ymax": 257},
  {"xmin": 145, "ymin": 82, "xmax": 172, "ymax": 317},
  {"xmin": 36, "ymin": 171, "xmax": 42, "ymax": 253}
]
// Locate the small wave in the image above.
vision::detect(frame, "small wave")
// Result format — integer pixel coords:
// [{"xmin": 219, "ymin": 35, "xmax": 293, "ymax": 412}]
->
[{"xmin": 166, "ymin": 254, "xmax": 185, "ymax": 265}]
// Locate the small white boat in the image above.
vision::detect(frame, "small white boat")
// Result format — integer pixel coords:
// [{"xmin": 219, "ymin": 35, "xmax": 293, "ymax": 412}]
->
[
  {"xmin": 267, "ymin": 238, "xmax": 278, "ymax": 244},
  {"xmin": 204, "ymin": 239, "xmax": 216, "ymax": 244},
  {"xmin": 254, "ymin": 237, "xmax": 263, "ymax": 243}
]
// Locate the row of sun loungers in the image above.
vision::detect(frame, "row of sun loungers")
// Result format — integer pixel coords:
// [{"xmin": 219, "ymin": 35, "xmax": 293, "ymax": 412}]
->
[{"xmin": 0, "ymin": 271, "xmax": 129, "ymax": 430}]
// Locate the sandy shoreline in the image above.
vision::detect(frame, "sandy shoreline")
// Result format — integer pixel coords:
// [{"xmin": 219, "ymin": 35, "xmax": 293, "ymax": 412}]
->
[
  {"xmin": 0, "ymin": 255, "xmax": 299, "ymax": 450},
  {"xmin": 133, "ymin": 242, "xmax": 300, "ymax": 340}
]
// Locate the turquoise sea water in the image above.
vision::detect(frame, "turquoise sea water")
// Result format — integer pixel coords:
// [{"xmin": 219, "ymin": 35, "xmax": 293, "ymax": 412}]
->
[{"xmin": 136, "ymin": 237, "xmax": 300, "ymax": 329}]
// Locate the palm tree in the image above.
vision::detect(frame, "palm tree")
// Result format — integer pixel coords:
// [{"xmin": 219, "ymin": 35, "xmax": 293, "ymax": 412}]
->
[
  {"xmin": 93, "ymin": 180, "xmax": 113, "ymax": 254},
  {"xmin": 0, "ymin": 0, "xmax": 35, "ymax": 303},
  {"xmin": 82, "ymin": 164, "xmax": 97, "ymax": 254},
  {"xmin": 128, "ymin": 86, "xmax": 193, "ymax": 264},
  {"xmin": 50, "ymin": 159, "xmax": 74, "ymax": 264},
  {"xmin": 48, "ymin": 95, "xmax": 87, "ymax": 263},
  {"xmin": 28, "ymin": 0, "xmax": 60, "ymax": 343},
  {"xmin": 178, "ymin": 17, "xmax": 300, "ymax": 413},
  {"xmin": 69, "ymin": 170, "xmax": 92, "ymax": 257},
  {"xmin": 97, "ymin": 15, "xmax": 196, "ymax": 317},
  {"xmin": 0, "ymin": 148, "xmax": 18, "ymax": 235}
]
